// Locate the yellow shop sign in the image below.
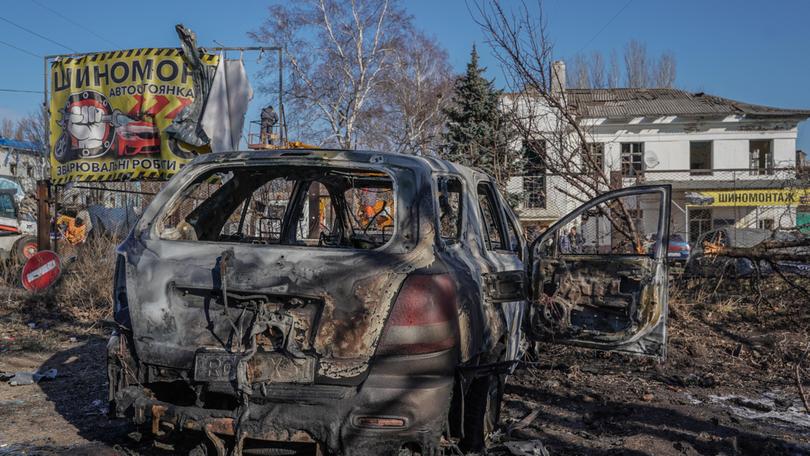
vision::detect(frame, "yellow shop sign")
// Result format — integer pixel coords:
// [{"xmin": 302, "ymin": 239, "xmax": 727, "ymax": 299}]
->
[{"xmin": 685, "ymin": 188, "xmax": 810, "ymax": 207}]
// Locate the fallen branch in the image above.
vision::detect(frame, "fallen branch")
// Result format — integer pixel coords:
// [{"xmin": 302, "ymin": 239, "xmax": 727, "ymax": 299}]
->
[
  {"xmin": 797, "ymin": 343, "xmax": 810, "ymax": 414},
  {"xmin": 703, "ymin": 238, "xmax": 810, "ymax": 262}
]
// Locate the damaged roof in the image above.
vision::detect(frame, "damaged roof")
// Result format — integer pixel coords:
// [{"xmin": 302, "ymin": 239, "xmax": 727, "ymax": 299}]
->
[{"xmin": 566, "ymin": 88, "xmax": 810, "ymax": 119}]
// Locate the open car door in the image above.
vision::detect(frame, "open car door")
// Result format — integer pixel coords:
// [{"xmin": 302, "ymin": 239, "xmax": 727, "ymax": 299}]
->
[{"xmin": 527, "ymin": 185, "xmax": 671, "ymax": 359}]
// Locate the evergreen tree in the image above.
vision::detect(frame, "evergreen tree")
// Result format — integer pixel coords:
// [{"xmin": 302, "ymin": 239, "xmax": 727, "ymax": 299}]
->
[{"xmin": 442, "ymin": 46, "xmax": 520, "ymax": 186}]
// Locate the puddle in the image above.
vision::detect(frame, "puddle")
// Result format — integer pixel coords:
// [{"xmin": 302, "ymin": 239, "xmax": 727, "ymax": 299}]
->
[{"xmin": 709, "ymin": 392, "xmax": 810, "ymax": 429}]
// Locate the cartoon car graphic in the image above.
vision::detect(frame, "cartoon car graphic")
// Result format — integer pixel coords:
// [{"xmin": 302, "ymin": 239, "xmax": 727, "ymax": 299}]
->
[{"xmin": 115, "ymin": 120, "xmax": 161, "ymax": 156}]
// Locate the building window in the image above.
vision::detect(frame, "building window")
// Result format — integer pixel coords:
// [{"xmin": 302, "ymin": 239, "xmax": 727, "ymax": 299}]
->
[
  {"xmin": 690, "ymin": 141, "xmax": 712, "ymax": 176},
  {"xmin": 689, "ymin": 208, "xmax": 712, "ymax": 244},
  {"xmin": 523, "ymin": 139, "xmax": 546, "ymax": 209},
  {"xmin": 621, "ymin": 142, "xmax": 644, "ymax": 177},
  {"xmin": 749, "ymin": 140, "xmax": 774, "ymax": 175},
  {"xmin": 585, "ymin": 143, "xmax": 604, "ymax": 174},
  {"xmin": 758, "ymin": 219, "xmax": 774, "ymax": 230}
]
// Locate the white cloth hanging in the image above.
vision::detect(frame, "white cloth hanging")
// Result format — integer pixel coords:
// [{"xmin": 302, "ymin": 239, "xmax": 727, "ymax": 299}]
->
[{"xmin": 201, "ymin": 52, "xmax": 254, "ymax": 152}]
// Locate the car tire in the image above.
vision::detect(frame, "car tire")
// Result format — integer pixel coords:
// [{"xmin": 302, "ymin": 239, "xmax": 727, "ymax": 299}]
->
[
  {"xmin": 459, "ymin": 373, "xmax": 504, "ymax": 452},
  {"xmin": 12, "ymin": 235, "xmax": 38, "ymax": 263}
]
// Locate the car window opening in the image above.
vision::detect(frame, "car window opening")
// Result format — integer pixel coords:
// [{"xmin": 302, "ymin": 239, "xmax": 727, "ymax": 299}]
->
[
  {"xmin": 437, "ymin": 176, "xmax": 463, "ymax": 243},
  {"xmin": 157, "ymin": 166, "xmax": 396, "ymax": 250}
]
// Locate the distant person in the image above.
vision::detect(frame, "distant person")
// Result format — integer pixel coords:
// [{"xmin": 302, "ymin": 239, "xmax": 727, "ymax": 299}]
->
[
  {"xmin": 56, "ymin": 213, "xmax": 88, "ymax": 245},
  {"xmin": 559, "ymin": 226, "xmax": 583, "ymax": 254},
  {"xmin": 260, "ymin": 105, "xmax": 279, "ymax": 144},
  {"xmin": 569, "ymin": 226, "xmax": 584, "ymax": 253}
]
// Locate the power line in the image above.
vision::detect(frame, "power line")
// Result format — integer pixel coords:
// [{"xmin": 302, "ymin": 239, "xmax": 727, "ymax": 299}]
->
[
  {"xmin": 29, "ymin": 0, "xmax": 120, "ymax": 48},
  {"xmin": 0, "ymin": 39, "xmax": 42, "ymax": 58},
  {"xmin": 0, "ymin": 15, "xmax": 78, "ymax": 53},
  {"xmin": 0, "ymin": 88, "xmax": 43, "ymax": 94},
  {"xmin": 575, "ymin": 0, "xmax": 633, "ymax": 55}
]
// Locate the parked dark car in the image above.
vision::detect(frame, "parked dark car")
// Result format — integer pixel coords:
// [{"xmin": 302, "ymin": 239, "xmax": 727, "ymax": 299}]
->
[
  {"xmin": 107, "ymin": 149, "xmax": 672, "ymax": 456},
  {"xmin": 643, "ymin": 233, "xmax": 689, "ymax": 265},
  {"xmin": 667, "ymin": 234, "xmax": 690, "ymax": 265},
  {"xmin": 685, "ymin": 227, "xmax": 809, "ymax": 278}
]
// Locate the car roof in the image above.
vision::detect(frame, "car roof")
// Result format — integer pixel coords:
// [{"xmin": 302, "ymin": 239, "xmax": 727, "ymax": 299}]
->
[{"xmin": 188, "ymin": 149, "xmax": 491, "ymax": 182}]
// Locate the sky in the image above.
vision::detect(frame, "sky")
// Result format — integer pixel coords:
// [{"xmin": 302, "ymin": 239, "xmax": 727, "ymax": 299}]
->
[{"xmin": 0, "ymin": 0, "xmax": 808, "ymax": 150}]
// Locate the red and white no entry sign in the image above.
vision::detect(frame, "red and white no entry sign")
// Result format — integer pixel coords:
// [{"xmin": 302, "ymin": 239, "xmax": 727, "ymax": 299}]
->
[{"xmin": 21, "ymin": 251, "xmax": 62, "ymax": 292}]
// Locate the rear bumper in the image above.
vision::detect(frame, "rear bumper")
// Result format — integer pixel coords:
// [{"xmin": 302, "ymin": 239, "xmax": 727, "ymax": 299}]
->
[{"xmin": 110, "ymin": 338, "xmax": 456, "ymax": 456}]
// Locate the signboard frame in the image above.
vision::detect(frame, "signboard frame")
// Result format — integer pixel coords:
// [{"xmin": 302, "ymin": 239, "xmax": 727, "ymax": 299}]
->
[{"xmin": 43, "ymin": 46, "xmax": 283, "ymax": 185}]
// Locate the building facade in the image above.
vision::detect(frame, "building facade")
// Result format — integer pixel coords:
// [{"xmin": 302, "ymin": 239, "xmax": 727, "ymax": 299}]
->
[
  {"xmin": 510, "ymin": 71, "xmax": 810, "ymax": 244},
  {"xmin": 0, "ymin": 137, "xmax": 49, "ymax": 195}
]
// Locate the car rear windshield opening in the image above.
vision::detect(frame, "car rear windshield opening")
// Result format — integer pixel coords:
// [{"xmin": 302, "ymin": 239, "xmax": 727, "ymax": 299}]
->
[{"xmin": 157, "ymin": 166, "xmax": 396, "ymax": 250}]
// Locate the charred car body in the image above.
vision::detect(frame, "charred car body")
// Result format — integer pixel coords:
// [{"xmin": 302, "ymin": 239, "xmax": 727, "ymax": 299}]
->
[{"xmin": 108, "ymin": 149, "xmax": 671, "ymax": 455}]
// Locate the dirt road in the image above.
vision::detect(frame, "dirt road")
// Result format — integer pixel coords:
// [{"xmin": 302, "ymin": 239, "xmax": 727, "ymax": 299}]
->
[{"xmin": 1, "ymin": 279, "xmax": 809, "ymax": 455}]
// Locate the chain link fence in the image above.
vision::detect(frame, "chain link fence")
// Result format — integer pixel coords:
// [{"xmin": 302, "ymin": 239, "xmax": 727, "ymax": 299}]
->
[
  {"xmin": 50, "ymin": 181, "xmax": 162, "ymax": 253},
  {"xmin": 41, "ymin": 166, "xmax": 809, "ymax": 255},
  {"xmin": 507, "ymin": 168, "xmax": 809, "ymax": 243}
]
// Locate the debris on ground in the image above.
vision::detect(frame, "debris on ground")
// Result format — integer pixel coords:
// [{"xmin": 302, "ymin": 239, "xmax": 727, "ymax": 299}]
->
[
  {"xmin": 500, "ymin": 440, "xmax": 550, "ymax": 456},
  {"xmin": 3, "ymin": 368, "xmax": 57, "ymax": 386}
]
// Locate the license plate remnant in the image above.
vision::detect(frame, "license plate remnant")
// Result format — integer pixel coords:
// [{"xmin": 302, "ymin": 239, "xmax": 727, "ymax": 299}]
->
[{"xmin": 194, "ymin": 351, "xmax": 316, "ymax": 383}]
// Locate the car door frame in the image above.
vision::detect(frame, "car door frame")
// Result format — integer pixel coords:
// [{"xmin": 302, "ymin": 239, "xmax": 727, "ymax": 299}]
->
[
  {"xmin": 472, "ymin": 178, "xmax": 527, "ymax": 364},
  {"xmin": 527, "ymin": 184, "xmax": 672, "ymax": 359}
]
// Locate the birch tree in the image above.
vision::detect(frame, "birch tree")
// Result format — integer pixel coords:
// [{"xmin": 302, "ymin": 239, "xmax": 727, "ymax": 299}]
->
[
  {"xmin": 360, "ymin": 31, "xmax": 454, "ymax": 154},
  {"xmin": 251, "ymin": 0, "xmax": 408, "ymax": 149}
]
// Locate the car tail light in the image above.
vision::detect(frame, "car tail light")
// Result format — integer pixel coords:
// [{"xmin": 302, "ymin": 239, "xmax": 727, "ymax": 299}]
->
[{"xmin": 376, "ymin": 274, "xmax": 458, "ymax": 356}]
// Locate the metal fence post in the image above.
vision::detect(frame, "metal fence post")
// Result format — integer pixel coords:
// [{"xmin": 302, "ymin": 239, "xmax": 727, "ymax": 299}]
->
[{"xmin": 36, "ymin": 180, "xmax": 51, "ymax": 251}]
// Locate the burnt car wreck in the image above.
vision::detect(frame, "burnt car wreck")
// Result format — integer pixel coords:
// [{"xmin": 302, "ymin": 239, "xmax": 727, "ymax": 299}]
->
[{"xmin": 108, "ymin": 149, "xmax": 671, "ymax": 455}]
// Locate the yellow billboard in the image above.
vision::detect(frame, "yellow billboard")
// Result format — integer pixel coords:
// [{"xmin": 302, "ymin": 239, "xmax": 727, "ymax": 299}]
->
[
  {"xmin": 49, "ymin": 49, "xmax": 219, "ymax": 184},
  {"xmin": 685, "ymin": 188, "xmax": 810, "ymax": 207}
]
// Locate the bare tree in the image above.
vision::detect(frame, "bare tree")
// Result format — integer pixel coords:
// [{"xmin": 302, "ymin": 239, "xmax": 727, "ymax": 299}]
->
[
  {"xmin": 251, "ymin": 0, "xmax": 410, "ymax": 149},
  {"xmin": 608, "ymin": 49, "xmax": 621, "ymax": 88},
  {"xmin": 359, "ymin": 31, "xmax": 453, "ymax": 154},
  {"xmin": 473, "ymin": 0, "xmax": 646, "ymax": 248},
  {"xmin": 624, "ymin": 39, "xmax": 649, "ymax": 88},
  {"xmin": 653, "ymin": 51, "xmax": 677, "ymax": 88},
  {"xmin": 0, "ymin": 118, "xmax": 18, "ymax": 139},
  {"xmin": 589, "ymin": 51, "xmax": 606, "ymax": 89},
  {"xmin": 567, "ymin": 54, "xmax": 590, "ymax": 89},
  {"xmin": 16, "ymin": 107, "xmax": 49, "ymax": 154},
  {"xmin": 572, "ymin": 42, "xmax": 676, "ymax": 89}
]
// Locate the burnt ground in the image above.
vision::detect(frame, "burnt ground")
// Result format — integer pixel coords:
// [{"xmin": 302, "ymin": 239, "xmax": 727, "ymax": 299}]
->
[{"xmin": 0, "ymin": 277, "xmax": 809, "ymax": 456}]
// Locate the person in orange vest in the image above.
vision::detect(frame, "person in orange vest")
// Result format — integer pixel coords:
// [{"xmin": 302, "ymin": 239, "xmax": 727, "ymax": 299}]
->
[
  {"xmin": 56, "ymin": 213, "xmax": 88, "ymax": 245},
  {"xmin": 364, "ymin": 200, "xmax": 393, "ymax": 229}
]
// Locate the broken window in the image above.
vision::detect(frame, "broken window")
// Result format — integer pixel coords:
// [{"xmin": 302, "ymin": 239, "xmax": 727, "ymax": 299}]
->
[
  {"xmin": 749, "ymin": 140, "xmax": 774, "ymax": 175},
  {"xmin": 156, "ymin": 166, "xmax": 396, "ymax": 250},
  {"xmin": 477, "ymin": 182, "xmax": 505, "ymax": 250},
  {"xmin": 0, "ymin": 194, "xmax": 15, "ymax": 219},
  {"xmin": 690, "ymin": 141, "xmax": 712, "ymax": 176},
  {"xmin": 523, "ymin": 140, "xmax": 546, "ymax": 209},
  {"xmin": 621, "ymin": 142, "xmax": 644, "ymax": 177},
  {"xmin": 296, "ymin": 181, "xmax": 334, "ymax": 244},
  {"xmin": 504, "ymin": 213, "xmax": 522, "ymax": 254},
  {"xmin": 220, "ymin": 178, "xmax": 295, "ymax": 242},
  {"xmin": 437, "ymin": 176, "xmax": 463, "ymax": 243},
  {"xmin": 543, "ymin": 193, "xmax": 659, "ymax": 256}
]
